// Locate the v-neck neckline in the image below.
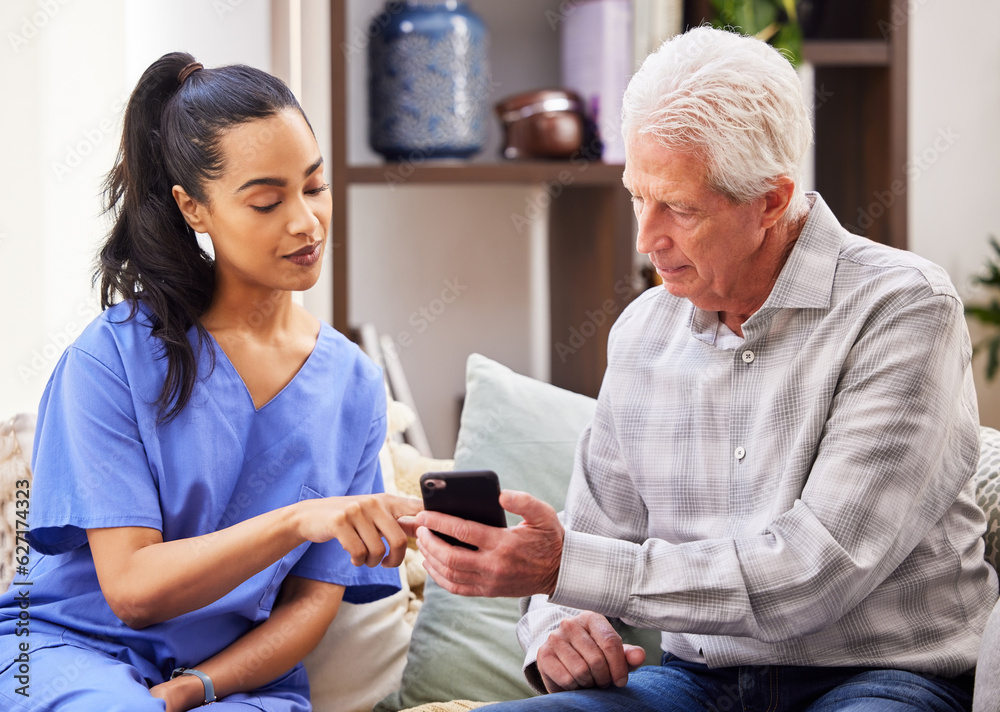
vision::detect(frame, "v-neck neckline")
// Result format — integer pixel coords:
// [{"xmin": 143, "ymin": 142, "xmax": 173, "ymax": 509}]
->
[{"xmin": 206, "ymin": 323, "xmax": 326, "ymax": 414}]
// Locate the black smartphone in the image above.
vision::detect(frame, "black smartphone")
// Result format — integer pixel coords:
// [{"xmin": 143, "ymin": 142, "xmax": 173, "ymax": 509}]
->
[{"xmin": 419, "ymin": 469, "xmax": 507, "ymax": 550}]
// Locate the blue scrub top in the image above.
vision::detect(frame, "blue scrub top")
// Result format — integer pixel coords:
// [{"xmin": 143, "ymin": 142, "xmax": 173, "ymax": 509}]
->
[{"xmin": 0, "ymin": 301, "xmax": 398, "ymax": 679}]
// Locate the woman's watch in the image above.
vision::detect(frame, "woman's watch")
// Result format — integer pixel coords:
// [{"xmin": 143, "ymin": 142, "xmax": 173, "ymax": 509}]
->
[{"xmin": 170, "ymin": 667, "xmax": 217, "ymax": 705}]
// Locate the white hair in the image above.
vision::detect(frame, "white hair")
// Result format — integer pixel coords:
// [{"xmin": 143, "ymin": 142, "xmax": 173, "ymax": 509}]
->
[{"xmin": 622, "ymin": 27, "xmax": 813, "ymax": 220}]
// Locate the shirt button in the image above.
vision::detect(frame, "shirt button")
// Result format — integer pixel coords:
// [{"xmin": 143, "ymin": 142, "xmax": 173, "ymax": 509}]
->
[
  {"xmin": 742, "ymin": 350, "xmax": 755, "ymax": 364},
  {"xmin": 734, "ymin": 446, "xmax": 746, "ymax": 460}
]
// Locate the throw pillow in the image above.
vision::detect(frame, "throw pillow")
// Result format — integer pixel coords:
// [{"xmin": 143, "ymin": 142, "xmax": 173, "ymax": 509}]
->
[
  {"xmin": 304, "ymin": 568, "xmax": 414, "ymax": 712},
  {"xmin": 301, "ymin": 392, "xmax": 438, "ymax": 712},
  {"xmin": 974, "ymin": 426, "xmax": 1000, "ymax": 573},
  {"xmin": 377, "ymin": 354, "xmax": 659, "ymax": 711},
  {"xmin": 0, "ymin": 414, "xmax": 35, "ymax": 593}
]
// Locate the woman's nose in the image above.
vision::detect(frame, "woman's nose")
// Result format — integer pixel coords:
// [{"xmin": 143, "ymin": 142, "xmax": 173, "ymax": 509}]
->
[{"xmin": 288, "ymin": 197, "xmax": 321, "ymax": 236}]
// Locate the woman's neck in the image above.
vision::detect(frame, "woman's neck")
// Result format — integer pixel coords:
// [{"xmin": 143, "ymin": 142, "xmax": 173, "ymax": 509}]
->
[{"xmin": 200, "ymin": 282, "xmax": 302, "ymax": 341}]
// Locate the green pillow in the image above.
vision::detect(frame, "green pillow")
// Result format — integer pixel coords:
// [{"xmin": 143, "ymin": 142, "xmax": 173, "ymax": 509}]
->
[
  {"xmin": 376, "ymin": 354, "xmax": 661, "ymax": 710},
  {"xmin": 375, "ymin": 354, "xmax": 597, "ymax": 709}
]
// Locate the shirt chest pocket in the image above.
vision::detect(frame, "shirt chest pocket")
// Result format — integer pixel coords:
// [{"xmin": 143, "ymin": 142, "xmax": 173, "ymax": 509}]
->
[{"xmin": 257, "ymin": 484, "xmax": 323, "ymax": 613}]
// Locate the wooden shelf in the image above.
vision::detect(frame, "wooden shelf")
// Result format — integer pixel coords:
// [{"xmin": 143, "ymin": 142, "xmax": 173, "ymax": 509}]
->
[
  {"xmin": 330, "ymin": 1, "xmax": 634, "ymax": 398},
  {"xmin": 803, "ymin": 40, "xmax": 891, "ymax": 67},
  {"xmin": 346, "ymin": 161, "xmax": 626, "ymax": 187}
]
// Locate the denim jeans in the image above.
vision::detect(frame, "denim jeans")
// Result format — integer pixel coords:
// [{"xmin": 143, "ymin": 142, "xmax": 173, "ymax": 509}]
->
[{"xmin": 478, "ymin": 654, "xmax": 974, "ymax": 712}]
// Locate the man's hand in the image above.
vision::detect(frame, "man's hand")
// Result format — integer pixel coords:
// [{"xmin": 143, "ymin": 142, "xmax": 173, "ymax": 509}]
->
[
  {"xmin": 415, "ymin": 490, "xmax": 563, "ymax": 598},
  {"xmin": 537, "ymin": 611, "xmax": 646, "ymax": 693}
]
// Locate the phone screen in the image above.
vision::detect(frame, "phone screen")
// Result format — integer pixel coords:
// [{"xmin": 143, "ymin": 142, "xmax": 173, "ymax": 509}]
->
[{"xmin": 420, "ymin": 469, "xmax": 506, "ymax": 549}]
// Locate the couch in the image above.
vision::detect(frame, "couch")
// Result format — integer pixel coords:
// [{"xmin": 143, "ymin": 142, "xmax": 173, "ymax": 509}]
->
[{"xmin": 3, "ymin": 354, "xmax": 999, "ymax": 711}]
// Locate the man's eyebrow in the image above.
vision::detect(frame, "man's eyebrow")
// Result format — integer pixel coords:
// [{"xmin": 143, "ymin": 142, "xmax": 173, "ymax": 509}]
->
[{"xmin": 235, "ymin": 157, "xmax": 325, "ymax": 194}]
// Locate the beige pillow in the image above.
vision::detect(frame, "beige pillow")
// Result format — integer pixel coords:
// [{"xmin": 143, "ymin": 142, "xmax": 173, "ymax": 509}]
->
[
  {"xmin": 0, "ymin": 414, "xmax": 35, "ymax": 593},
  {"xmin": 304, "ymin": 395, "xmax": 431, "ymax": 711},
  {"xmin": 305, "ymin": 567, "xmax": 415, "ymax": 712}
]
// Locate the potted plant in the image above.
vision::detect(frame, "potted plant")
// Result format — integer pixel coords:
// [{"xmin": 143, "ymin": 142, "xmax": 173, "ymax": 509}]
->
[
  {"xmin": 711, "ymin": 0, "xmax": 803, "ymax": 66},
  {"xmin": 965, "ymin": 237, "xmax": 1000, "ymax": 380}
]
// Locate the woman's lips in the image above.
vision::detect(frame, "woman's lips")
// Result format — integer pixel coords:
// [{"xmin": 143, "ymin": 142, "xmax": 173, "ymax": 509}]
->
[{"xmin": 284, "ymin": 242, "xmax": 322, "ymax": 266}]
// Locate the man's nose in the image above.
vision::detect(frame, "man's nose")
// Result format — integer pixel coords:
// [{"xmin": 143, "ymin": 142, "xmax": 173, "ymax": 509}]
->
[{"xmin": 635, "ymin": 206, "xmax": 670, "ymax": 256}]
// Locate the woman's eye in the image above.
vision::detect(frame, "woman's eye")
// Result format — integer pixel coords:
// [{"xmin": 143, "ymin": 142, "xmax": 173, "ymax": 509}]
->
[
  {"xmin": 251, "ymin": 202, "xmax": 280, "ymax": 213},
  {"xmin": 307, "ymin": 183, "xmax": 331, "ymax": 195}
]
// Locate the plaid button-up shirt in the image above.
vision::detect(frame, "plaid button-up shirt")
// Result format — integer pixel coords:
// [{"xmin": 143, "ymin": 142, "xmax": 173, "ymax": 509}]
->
[{"xmin": 519, "ymin": 194, "xmax": 998, "ymax": 684}]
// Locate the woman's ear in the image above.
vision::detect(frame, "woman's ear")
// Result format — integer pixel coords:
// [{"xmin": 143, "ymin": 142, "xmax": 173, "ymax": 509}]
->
[{"xmin": 172, "ymin": 185, "xmax": 210, "ymax": 233}]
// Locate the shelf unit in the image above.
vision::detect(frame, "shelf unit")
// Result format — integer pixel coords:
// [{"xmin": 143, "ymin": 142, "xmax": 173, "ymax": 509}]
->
[
  {"xmin": 329, "ymin": 1, "xmax": 635, "ymax": 399},
  {"xmin": 329, "ymin": 0, "xmax": 909, "ymax": 400}
]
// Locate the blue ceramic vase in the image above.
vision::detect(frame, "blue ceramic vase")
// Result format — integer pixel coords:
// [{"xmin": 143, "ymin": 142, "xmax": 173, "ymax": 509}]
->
[{"xmin": 368, "ymin": 0, "xmax": 489, "ymax": 160}]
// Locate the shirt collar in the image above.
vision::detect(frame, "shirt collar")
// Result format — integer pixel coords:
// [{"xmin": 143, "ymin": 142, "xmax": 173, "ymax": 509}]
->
[
  {"xmin": 757, "ymin": 192, "xmax": 842, "ymax": 312},
  {"xmin": 689, "ymin": 192, "xmax": 844, "ymax": 344}
]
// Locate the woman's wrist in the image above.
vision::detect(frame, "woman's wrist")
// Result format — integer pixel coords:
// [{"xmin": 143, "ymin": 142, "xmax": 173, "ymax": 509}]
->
[
  {"xmin": 150, "ymin": 673, "xmax": 206, "ymax": 710},
  {"xmin": 177, "ymin": 673, "xmax": 209, "ymax": 707},
  {"xmin": 286, "ymin": 498, "xmax": 315, "ymax": 545}
]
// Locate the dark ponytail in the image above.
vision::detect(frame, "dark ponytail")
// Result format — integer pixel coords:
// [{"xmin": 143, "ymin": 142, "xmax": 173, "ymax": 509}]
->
[{"xmin": 98, "ymin": 52, "xmax": 302, "ymax": 422}]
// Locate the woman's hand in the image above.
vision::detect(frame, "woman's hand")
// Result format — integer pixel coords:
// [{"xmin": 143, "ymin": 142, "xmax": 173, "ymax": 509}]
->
[
  {"xmin": 88, "ymin": 494, "xmax": 421, "ymax": 630},
  {"xmin": 295, "ymin": 493, "xmax": 422, "ymax": 568},
  {"xmin": 149, "ymin": 675, "xmax": 204, "ymax": 712}
]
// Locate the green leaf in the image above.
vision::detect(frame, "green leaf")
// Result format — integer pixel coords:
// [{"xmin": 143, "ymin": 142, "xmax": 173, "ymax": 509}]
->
[
  {"xmin": 988, "ymin": 338, "xmax": 1000, "ymax": 381},
  {"xmin": 709, "ymin": 0, "xmax": 801, "ymax": 66}
]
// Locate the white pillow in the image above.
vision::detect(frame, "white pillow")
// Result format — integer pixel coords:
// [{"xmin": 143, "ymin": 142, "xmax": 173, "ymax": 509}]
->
[{"xmin": 304, "ymin": 566, "xmax": 414, "ymax": 712}]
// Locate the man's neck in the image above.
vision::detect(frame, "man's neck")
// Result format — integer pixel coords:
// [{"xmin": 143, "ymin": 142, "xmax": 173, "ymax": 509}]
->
[{"xmin": 719, "ymin": 211, "xmax": 809, "ymax": 336}]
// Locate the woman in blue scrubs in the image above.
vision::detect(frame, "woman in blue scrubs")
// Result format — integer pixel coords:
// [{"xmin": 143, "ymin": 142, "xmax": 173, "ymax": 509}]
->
[{"xmin": 0, "ymin": 52, "xmax": 421, "ymax": 711}]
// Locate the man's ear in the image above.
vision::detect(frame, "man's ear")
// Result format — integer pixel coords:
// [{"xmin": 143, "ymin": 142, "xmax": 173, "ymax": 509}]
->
[
  {"xmin": 172, "ymin": 185, "xmax": 210, "ymax": 233},
  {"xmin": 760, "ymin": 177, "xmax": 795, "ymax": 230}
]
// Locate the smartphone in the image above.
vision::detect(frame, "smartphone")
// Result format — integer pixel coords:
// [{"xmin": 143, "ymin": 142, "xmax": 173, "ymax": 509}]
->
[{"xmin": 419, "ymin": 469, "xmax": 507, "ymax": 550}]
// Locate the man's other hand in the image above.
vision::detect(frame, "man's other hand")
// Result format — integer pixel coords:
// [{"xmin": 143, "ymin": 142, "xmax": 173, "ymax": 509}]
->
[{"xmin": 537, "ymin": 611, "xmax": 647, "ymax": 693}]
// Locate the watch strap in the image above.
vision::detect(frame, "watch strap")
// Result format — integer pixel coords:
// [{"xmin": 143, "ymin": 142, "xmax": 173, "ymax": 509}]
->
[{"xmin": 170, "ymin": 667, "xmax": 217, "ymax": 704}]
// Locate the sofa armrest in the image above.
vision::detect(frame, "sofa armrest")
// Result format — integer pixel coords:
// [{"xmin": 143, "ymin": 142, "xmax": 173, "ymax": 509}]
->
[{"xmin": 974, "ymin": 593, "xmax": 1000, "ymax": 712}]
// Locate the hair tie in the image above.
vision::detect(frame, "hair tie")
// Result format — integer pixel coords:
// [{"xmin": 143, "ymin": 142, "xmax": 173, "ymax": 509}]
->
[{"xmin": 178, "ymin": 62, "xmax": 203, "ymax": 85}]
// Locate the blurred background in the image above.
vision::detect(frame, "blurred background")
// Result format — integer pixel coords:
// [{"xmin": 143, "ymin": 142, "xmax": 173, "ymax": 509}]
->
[{"xmin": 1, "ymin": 0, "xmax": 999, "ymax": 457}]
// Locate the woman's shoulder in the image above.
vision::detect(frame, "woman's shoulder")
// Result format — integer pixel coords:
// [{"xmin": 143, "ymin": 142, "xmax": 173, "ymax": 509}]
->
[
  {"xmin": 314, "ymin": 322, "xmax": 386, "ymax": 416},
  {"xmin": 318, "ymin": 321, "xmax": 382, "ymax": 384},
  {"xmin": 70, "ymin": 300, "xmax": 161, "ymax": 377}
]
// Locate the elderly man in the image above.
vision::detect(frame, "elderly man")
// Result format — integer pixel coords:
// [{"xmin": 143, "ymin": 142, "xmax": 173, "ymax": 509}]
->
[{"xmin": 415, "ymin": 27, "xmax": 998, "ymax": 711}]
